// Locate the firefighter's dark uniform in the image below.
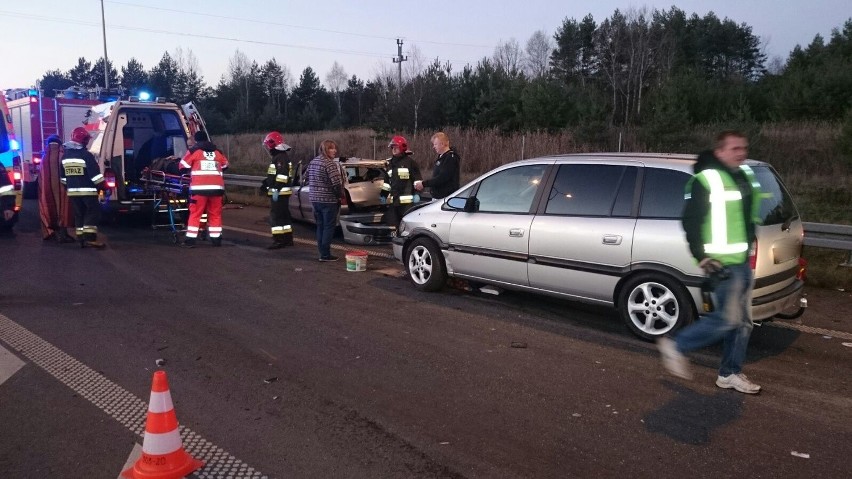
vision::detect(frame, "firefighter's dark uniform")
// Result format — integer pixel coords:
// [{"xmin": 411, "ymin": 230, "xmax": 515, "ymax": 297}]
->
[
  {"xmin": 266, "ymin": 150, "xmax": 295, "ymax": 248},
  {"xmin": 60, "ymin": 142, "xmax": 105, "ymax": 247},
  {"xmin": 381, "ymin": 152, "xmax": 421, "ymax": 229}
]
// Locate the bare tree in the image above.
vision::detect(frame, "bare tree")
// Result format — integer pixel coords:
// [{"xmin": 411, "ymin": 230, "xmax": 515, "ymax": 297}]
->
[
  {"xmin": 325, "ymin": 61, "xmax": 348, "ymax": 113},
  {"xmin": 525, "ymin": 30, "xmax": 553, "ymax": 78},
  {"xmin": 493, "ymin": 38, "xmax": 523, "ymax": 76},
  {"xmin": 404, "ymin": 45, "xmax": 427, "ymax": 135},
  {"xmin": 624, "ymin": 7, "xmax": 658, "ymax": 123},
  {"xmin": 227, "ymin": 50, "xmax": 253, "ymax": 114}
]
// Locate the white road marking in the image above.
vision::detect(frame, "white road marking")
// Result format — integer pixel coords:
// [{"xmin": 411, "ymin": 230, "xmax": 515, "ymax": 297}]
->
[
  {"xmin": 117, "ymin": 443, "xmax": 143, "ymax": 479},
  {"xmin": 765, "ymin": 321, "xmax": 852, "ymax": 340},
  {"xmin": 0, "ymin": 314, "xmax": 267, "ymax": 479},
  {"xmin": 0, "ymin": 343, "xmax": 25, "ymax": 386}
]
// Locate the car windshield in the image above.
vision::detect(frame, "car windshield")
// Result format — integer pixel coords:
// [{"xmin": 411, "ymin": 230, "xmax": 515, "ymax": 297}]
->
[{"xmin": 752, "ymin": 165, "xmax": 799, "ymax": 226}]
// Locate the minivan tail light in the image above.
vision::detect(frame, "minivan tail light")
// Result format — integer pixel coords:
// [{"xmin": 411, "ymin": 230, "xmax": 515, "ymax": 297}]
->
[
  {"xmin": 749, "ymin": 242, "xmax": 757, "ymax": 270},
  {"xmin": 104, "ymin": 167, "xmax": 117, "ymax": 189},
  {"xmin": 33, "ymin": 155, "xmax": 41, "ymax": 165},
  {"xmin": 796, "ymin": 257, "xmax": 808, "ymax": 281}
]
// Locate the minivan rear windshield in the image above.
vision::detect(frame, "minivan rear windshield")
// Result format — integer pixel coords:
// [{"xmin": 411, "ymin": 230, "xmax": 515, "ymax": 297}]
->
[{"xmin": 752, "ymin": 165, "xmax": 799, "ymax": 226}]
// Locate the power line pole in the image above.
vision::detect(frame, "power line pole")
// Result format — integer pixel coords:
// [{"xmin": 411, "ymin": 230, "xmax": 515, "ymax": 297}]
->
[
  {"xmin": 392, "ymin": 38, "xmax": 407, "ymax": 89},
  {"xmin": 100, "ymin": 0, "xmax": 109, "ymax": 89}
]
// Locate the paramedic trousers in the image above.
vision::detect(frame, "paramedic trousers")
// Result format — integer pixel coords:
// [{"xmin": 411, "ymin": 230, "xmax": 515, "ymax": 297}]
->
[{"xmin": 187, "ymin": 194, "xmax": 223, "ymax": 239}]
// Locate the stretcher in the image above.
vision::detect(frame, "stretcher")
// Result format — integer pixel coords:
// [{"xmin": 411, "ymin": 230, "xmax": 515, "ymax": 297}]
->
[{"xmin": 139, "ymin": 167, "xmax": 191, "ymax": 244}]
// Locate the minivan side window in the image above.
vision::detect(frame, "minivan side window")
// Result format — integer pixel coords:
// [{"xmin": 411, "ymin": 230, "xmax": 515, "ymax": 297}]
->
[
  {"xmin": 475, "ymin": 165, "xmax": 547, "ymax": 214},
  {"xmin": 639, "ymin": 168, "xmax": 691, "ymax": 219},
  {"xmin": 545, "ymin": 164, "xmax": 636, "ymax": 216}
]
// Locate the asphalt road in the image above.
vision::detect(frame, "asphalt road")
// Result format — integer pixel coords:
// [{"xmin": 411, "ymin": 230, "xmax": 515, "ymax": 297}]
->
[{"xmin": 1, "ymin": 199, "xmax": 850, "ymax": 478}]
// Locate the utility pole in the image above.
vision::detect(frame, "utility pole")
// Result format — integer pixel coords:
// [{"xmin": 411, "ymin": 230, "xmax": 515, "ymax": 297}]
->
[
  {"xmin": 100, "ymin": 0, "xmax": 109, "ymax": 89},
  {"xmin": 392, "ymin": 38, "xmax": 407, "ymax": 89}
]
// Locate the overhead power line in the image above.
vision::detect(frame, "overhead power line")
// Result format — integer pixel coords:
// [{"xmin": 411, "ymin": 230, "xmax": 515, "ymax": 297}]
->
[{"xmin": 107, "ymin": 0, "xmax": 493, "ymax": 49}]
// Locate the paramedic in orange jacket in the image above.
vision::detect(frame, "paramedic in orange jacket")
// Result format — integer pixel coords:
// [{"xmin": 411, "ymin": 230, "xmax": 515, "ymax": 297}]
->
[
  {"xmin": 38, "ymin": 135, "xmax": 76, "ymax": 243},
  {"xmin": 179, "ymin": 131, "xmax": 229, "ymax": 247}
]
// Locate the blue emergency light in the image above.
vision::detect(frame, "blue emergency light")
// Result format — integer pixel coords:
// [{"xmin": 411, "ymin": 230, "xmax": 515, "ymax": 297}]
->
[
  {"xmin": 9, "ymin": 139, "xmax": 19, "ymax": 150},
  {"xmin": 138, "ymin": 91, "xmax": 151, "ymax": 101},
  {"xmin": 28, "ymin": 89, "xmax": 38, "ymax": 97}
]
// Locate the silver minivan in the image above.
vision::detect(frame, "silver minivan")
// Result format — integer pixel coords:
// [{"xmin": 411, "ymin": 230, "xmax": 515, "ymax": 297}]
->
[{"xmin": 392, "ymin": 153, "xmax": 806, "ymax": 340}]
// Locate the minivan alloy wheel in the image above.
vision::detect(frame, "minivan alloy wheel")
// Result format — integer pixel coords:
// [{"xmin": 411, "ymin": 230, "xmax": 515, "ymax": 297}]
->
[
  {"xmin": 619, "ymin": 273, "xmax": 694, "ymax": 340},
  {"xmin": 405, "ymin": 237, "xmax": 447, "ymax": 292}
]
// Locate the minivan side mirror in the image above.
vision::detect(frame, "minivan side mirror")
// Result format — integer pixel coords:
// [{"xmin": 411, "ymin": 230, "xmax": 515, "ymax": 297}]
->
[{"xmin": 445, "ymin": 196, "xmax": 479, "ymax": 212}]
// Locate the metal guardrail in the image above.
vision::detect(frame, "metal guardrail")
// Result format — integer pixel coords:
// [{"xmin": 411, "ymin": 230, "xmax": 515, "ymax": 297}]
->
[
  {"xmin": 803, "ymin": 222, "xmax": 852, "ymax": 267},
  {"xmin": 223, "ymin": 173, "xmax": 264, "ymax": 188}
]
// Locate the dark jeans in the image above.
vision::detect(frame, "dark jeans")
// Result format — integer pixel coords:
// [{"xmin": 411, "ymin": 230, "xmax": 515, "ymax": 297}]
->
[
  {"xmin": 674, "ymin": 263, "xmax": 754, "ymax": 376},
  {"xmin": 312, "ymin": 202, "xmax": 339, "ymax": 258}
]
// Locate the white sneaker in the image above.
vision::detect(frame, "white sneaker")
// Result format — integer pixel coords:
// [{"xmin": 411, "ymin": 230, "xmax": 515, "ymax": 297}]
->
[
  {"xmin": 657, "ymin": 337, "xmax": 692, "ymax": 380},
  {"xmin": 716, "ymin": 374, "xmax": 761, "ymax": 394}
]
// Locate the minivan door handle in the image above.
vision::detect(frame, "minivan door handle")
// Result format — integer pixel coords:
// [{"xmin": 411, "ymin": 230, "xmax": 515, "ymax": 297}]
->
[
  {"xmin": 602, "ymin": 234, "xmax": 622, "ymax": 245},
  {"xmin": 509, "ymin": 228, "xmax": 525, "ymax": 237}
]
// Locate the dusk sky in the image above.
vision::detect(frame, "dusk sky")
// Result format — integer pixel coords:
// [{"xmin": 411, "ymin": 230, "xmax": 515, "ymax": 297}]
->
[{"xmin": 2, "ymin": 0, "xmax": 849, "ymax": 91}]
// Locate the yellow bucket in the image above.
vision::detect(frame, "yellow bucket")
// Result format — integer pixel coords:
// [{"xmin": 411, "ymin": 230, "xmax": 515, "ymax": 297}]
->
[{"xmin": 345, "ymin": 250, "xmax": 369, "ymax": 272}]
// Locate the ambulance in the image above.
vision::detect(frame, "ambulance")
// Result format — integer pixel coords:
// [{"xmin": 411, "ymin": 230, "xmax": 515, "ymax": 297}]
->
[{"xmin": 0, "ymin": 93, "xmax": 22, "ymax": 230}]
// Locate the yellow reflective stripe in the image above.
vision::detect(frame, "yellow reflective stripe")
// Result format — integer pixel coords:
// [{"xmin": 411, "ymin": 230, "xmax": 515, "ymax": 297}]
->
[
  {"xmin": 398, "ymin": 195, "xmax": 414, "ymax": 204},
  {"xmin": 703, "ymin": 170, "xmax": 731, "ymax": 253},
  {"xmin": 267, "ymin": 164, "xmax": 276, "ymax": 175},
  {"xmin": 0, "ymin": 185, "xmax": 13, "ymax": 195},
  {"xmin": 276, "ymin": 174, "xmax": 289, "ymax": 182},
  {"xmin": 61, "ymin": 159, "xmax": 86, "ymax": 166},
  {"xmin": 381, "ymin": 183, "xmax": 391, "ymax": 191},
  {"xmin": 271, "ymin": 225, "xmax": 293, "ymax": 234},
  {"xmin": 397, "ymin": 168, "xmax": 410, "ymax": 179}
]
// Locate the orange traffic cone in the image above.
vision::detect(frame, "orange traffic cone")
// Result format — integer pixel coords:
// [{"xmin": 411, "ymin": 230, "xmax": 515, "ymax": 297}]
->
[{"xmin": 121, "ymin": 371, "xmax": 204, "ymax": 479}]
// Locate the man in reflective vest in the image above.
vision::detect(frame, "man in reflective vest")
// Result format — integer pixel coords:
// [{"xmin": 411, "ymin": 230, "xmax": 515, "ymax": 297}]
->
[
  {"xmin": 262, "ymin": 131, "xmax": 295, "ymax": 249},
  {"xmin": 60, "ymin": 127, "xmax": 106, "ymax": 249},
  {"xmin": 179, "ymin": 131, "xmax": 229, "ymax": 247},
  {"xmin": 658, "ymin": 130, "xmax": 764, "ymax": 394}
]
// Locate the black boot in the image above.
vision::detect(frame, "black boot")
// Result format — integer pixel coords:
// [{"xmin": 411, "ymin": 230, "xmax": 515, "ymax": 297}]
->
[
  {"xmin": 267, "ymin": 242, "xmax": 285, "ymax": 250},
  {"xmin": 211, "ymin": 237, "xmax": 222, "ymax": 247},
  {"xmin": 58, "ymin": 230, "xmax": 76, "ymax": 244}
]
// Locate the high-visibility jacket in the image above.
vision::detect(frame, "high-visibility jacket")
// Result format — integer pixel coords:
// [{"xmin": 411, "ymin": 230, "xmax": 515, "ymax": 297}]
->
[
  {"xmin": 180, "ymin": 143, "xmax": 228, "ymax": 196},
  {"xmin": 60, "ymin": 143, "xmax": 104, "ymax": 196},
  {"xmin": 266, "ymin": 151, "xmax": 294, "ymax": 197},
  {"xmin": 687, "ymin": 165, "xmax": 761, "ymax": 265}
]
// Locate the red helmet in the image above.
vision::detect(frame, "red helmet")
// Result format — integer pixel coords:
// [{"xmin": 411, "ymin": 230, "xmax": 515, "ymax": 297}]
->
[
  {"xmin": 71, "ymin": 127, "xmax": 91, "ymax": 145},
  {"xmin": 263, "ymin": 131, "xmax": 291, "ymax": 151},
  {"xmin": 388, "ymin": 135, "xmax": 408, "ymax": 152}
]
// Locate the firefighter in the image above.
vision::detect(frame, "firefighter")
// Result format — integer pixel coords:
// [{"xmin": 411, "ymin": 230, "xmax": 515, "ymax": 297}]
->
[
  {"xmin": 38, "ymin": 135, "xmax": 76, "ymax": 243},
  {"xmin": 179, "ymin": 131, "xmax": 229, "ymax": 247},
  {"xmin": 262, "ymin": 131, "xmax": 295, "ymax": 249},
  {"xmin": 380, "ymin": 135, "xmax": 421, "ymax": 229},
  {"xmin": 60, "ymin": 127, "xmax": 106, "ymax": 248},
  {"xmin": 0, "ymin": 162, "xmax": 16, "ymax": 234}
]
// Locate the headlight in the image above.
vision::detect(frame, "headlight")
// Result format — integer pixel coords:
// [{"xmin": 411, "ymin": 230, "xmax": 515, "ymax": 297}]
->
[{"xmin": 397, "ymin": 219, "xmax": 408, "ymax": 236}]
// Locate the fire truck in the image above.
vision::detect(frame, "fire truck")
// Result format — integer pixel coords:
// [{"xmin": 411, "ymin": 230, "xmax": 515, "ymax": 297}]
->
[
  {"xmin": 6, "ymin": 87, "xmax": 119, "ymax": 198},
  {"xmin": 0, "ymin": 92, "xmax": 22, "ymax": 228}
]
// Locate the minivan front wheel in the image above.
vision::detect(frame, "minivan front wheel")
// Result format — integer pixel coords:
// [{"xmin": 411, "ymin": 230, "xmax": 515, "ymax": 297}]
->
[
  {"xmin": 618, "ymin": 273, "xmax": 695, "ymax": 340},
  {"xmin": 405, "ymin": 237, "xmax": 447, "ymax": 292}
]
